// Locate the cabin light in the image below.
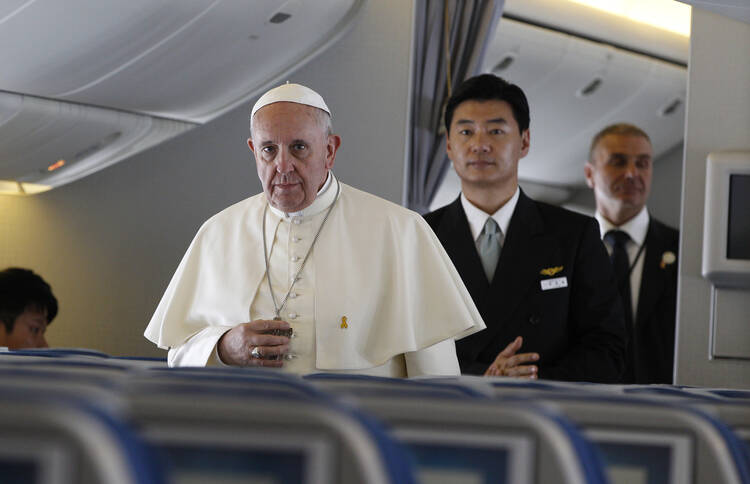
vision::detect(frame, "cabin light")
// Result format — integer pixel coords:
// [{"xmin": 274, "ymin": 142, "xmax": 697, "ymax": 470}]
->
[
  {"xmin": 659, "ymin": 97, "xmax": 683, "ymax": 117},
  {"xmin": 568, "ymin": 0, "xmax": 691, "ymax": 37},
  {"xmin": 269, "ymin": 12, "xmax": 291, "ymax": 24},
  {"xmin": 577, "ymin": 77, "xmax": 603, "ymax": 97},
  {"xmin": 47, "ymin": 159, "xmax": 65, "ymax": 172},
  {"xmin": 492, "ymin": 53, "xmax": 517, "ymax": 73},
  {"xmin": 0, "ymin": 180, "xmax": 52, "ymax": 196}
]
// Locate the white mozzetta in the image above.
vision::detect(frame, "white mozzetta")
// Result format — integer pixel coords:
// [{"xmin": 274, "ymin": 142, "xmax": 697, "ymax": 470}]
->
[{"xmin": 145, "ymin": 175, "xmax": 485, "ymax": 374}]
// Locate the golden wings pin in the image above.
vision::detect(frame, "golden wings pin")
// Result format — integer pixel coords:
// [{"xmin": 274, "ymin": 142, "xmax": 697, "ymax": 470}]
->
[{"xmin": 540, "ymin": 266, "xmax": 563, "ymax": 277}]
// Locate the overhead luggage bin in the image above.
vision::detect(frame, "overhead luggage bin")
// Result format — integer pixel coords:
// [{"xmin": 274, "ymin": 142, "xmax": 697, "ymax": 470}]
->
[{"xmin": 0, "ymin": 91, "xmax": 194, "ymax": 192}]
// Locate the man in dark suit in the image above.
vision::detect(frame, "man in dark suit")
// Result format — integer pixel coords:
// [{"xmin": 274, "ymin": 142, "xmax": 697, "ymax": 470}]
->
[
  {"xmin": 584, "ymin": 123, "xmax": 679, "ymax": 383},
  {"xmin": 424, "ymin": 74, "xmax": 626, "ymax": 382}
]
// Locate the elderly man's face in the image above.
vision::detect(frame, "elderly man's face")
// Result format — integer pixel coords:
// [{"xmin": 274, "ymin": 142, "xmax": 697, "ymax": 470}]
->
[{"xmin": 249, "ymin": 102, "xmax": 340, "ymax": 213}]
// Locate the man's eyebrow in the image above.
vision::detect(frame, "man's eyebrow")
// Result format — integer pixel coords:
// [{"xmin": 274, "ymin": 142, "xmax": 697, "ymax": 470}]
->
[
  {"xmin": 455, "ymin": 118, "xmax": 509, "ymax": 125},
  {"xmin": 290, "ymin": 139, "xmax": 308, "ymax": 145}
]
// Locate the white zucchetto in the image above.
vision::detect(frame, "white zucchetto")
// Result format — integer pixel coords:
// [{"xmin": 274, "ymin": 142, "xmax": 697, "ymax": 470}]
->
[{"xmin": 251, "ymin": 83, "xmax": 331, "ymax": 127}]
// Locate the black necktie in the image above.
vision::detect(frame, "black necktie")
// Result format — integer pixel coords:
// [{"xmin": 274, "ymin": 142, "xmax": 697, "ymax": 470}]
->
[{"xmin": 605, "ymin": 229, "xmax": 634, "ymax": 382}]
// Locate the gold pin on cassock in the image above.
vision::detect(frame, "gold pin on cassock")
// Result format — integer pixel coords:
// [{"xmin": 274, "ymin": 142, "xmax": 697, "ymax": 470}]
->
[{"xmin": 340, "ymin": 316, "xmax": 348, "ymax": 329}]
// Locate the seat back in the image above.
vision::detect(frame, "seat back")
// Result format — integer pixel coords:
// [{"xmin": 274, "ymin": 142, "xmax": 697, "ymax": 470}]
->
[
  {"xmin": 127, "ymin": 387, "xmax": 417, "ymax": 484},
  {"xmin": 306, "ymin": 374, "xmax": 607, "ymax": 484},
  {"xmin": 492, "ymin": 391, "xmax": 750, "ymax": 484},
  {"xmin": 0, "ymin": 388, "xmax": 164, "ymax": 484}
]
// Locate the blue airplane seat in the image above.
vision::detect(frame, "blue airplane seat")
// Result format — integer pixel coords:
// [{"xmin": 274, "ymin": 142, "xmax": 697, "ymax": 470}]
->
[
  {"xmin": 126, "ymin": 379, "xmax": 418, "ymax": 484},
  {"xmin": 490, "ymin": 389, "xmax": 750, "ymax": 484},
  {"xmin": 305, "ymin": 372, "xmax": 488, "ymax": 398},
  {"xmin": 306, "ymin": 375, "xmax": 606, "ymax": 484},
  {"xmin": 0, "ymin": 386, "xmax": 165, "ymax": 484},
  {"xmin": 4, "ymin": 347, "xmax": 111, "ymax": 358}
]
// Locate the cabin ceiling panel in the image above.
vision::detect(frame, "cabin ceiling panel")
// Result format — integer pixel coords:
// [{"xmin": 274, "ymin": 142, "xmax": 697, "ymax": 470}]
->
[
  {"xmin": 503, "ymin": 0, "xmax": 689, "ymax": 64},
  {"xmin": 0, "ymin": 0, "xmax": 363, "ymax": 192},
  {"xmin": 486, "ymin": 18, "xmax": 686, "ymax": 187},
  {"xmin": 0, "ymin": 0, "xmax": 363, "ymax": 123},
  {"xmin": 0, "ymin": 0, "xmax": 216, "ymax": 100}
]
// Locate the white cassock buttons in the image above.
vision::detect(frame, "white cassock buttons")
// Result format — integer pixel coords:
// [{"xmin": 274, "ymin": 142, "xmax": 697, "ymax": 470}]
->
[
  {"xmin": 292, "ymin": 218, "xmax": 301, "ymax": 225},
  {"xmin": 289, "ymin": 293, "xmax": 298, "ymax": 299},
  {"xmin": 289, "ymin": 313, "xmax": 298, "ymax": 319},
  {"xmin": 291, "ymin": 255, "xmax": 300, "ymax": 262},
  {"xmin": 292, "ymin": 237, "xmax": 301, "ymax": 243}
]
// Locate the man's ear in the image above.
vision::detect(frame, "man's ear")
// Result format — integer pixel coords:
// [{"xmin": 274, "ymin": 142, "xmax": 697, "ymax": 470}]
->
[
  {"xmin": 519, "ymin": 129, "xmax": 531, "ymax": 158},
  {"xmin": 247, "ymin": 137, "xmax": 255, "ymax": 154},
  {"xmin": 446, "ymin": 134, "xmax": 454, "ymax": 160},
  {"xmin": 325, "ymin": 134, "xmax": 342, "ymax": 170},
  {"xmin": 583, "ymin": 162, "xmax": 595, "ymax": 189}
]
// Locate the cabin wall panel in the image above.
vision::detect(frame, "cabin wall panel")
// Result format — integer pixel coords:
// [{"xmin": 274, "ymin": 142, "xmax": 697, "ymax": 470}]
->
[
  {"xmin": 676, "ymin": 9, "xmax": 750, "ymax": 388},
  {"xmin": 0, "ymin": 0, "xmax": 414, "ymax": 356},
  {"xmin": 648, "ymin": 142, "xmax": 684, "ymax": 229}
]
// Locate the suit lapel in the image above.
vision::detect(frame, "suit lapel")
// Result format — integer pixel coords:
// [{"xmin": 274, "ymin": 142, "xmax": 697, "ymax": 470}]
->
[
  {"xmin": 636, "ymin": 219, "xmax": 667, "ymax": 328},
  {"xmin": 434, "ymin": 197, "xmax": 489, "ymax": 300}
]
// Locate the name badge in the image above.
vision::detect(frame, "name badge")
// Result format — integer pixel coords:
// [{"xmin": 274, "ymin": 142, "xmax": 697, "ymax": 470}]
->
[{"xmin": 541, "ymin": 276, "xmax": 568, "ymax": 291}]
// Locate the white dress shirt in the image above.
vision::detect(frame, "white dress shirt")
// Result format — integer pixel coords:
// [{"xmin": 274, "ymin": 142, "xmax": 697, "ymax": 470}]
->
[
  {"xmin": 461, "ymin": 187, "xmax": 520, "ymax": 247},
  {"xmin": 595, "ymin": 207, "xmax": 650, "ymax": 319}
]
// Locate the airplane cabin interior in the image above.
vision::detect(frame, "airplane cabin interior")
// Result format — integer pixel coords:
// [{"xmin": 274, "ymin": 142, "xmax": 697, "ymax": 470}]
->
[{"xmin": 0, "ymin": 0, "xmax": 749, "ymax": 483}]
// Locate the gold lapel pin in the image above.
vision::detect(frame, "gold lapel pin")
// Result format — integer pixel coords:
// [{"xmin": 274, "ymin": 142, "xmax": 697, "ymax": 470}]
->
[
  {"xmin": 660, "ymin": 251, "xmax": 676, "ymax": 269},
  {"xmin": 540, "ymin": 266, "xmax": 563, "ymax": 276},
  {"xmin": 340, "ymin": 316, "xmax": 348, "ymax": 329}
]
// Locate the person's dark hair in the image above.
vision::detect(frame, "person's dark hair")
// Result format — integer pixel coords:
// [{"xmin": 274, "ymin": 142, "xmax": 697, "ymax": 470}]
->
[
  {"xmin": 0, "ymin": 268, "xmax": 57, "ymax": 333},
  {"xmin": 444, "ymin": 74, "xmax": 530, "ymax": 135}
]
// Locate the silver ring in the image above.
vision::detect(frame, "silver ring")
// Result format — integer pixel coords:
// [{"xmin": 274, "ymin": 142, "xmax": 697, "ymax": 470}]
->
[{"xmin": 250, "ymin": 346, "xmax": 262, "ymax": 359}]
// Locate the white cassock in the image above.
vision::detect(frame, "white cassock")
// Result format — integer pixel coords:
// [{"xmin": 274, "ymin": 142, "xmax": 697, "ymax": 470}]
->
[{"xmin": 144, "ymin": 173, "xmax": 485, "ymax": 376}]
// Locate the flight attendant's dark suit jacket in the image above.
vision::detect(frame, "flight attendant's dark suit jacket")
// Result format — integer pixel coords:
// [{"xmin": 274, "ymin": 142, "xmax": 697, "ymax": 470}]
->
[
  {"xmin": 629, "ymin": 217, "xmax": 679, "ymax": 384},
  {"xmin": 425, "ymin": 191, "xmax": 627, "ymax": 382}
]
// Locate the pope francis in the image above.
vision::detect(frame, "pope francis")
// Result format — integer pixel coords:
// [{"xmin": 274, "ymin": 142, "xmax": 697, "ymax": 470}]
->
[{"xmin": 144, "ymin": 83, "xmax": 485, "ymax": 376}]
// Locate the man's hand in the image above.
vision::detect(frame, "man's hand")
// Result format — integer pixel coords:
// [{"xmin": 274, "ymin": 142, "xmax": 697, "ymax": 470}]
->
[
  {"xmin": 484, "ymin": 336, "xmax": 539, "ymax": 378},
  {"xmin": 217, "ymin": 319, "xmax": 291, "ymax": 367}
]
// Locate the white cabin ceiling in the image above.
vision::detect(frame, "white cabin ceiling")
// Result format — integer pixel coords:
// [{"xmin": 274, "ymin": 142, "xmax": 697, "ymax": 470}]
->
[
  {"xmin": 0, "ymin": 0, "xmax": 364, "ymax": 192},
  {"xmin": 503, "ymin": 0, "xmax": 690, "ymax": 64},
  {"xmin": 490, "ymin": 18, "xmax": 687, "ymax": 187},
  {"xmin": 0, "ymin": 0, "xmax": 364, "ymax": 123}
]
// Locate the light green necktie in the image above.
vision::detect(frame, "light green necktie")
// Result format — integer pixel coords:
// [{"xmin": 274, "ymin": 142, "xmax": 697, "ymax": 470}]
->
[{"xmin": 478, "ymin": 217, "xmax": 502, "ymax": 282}]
